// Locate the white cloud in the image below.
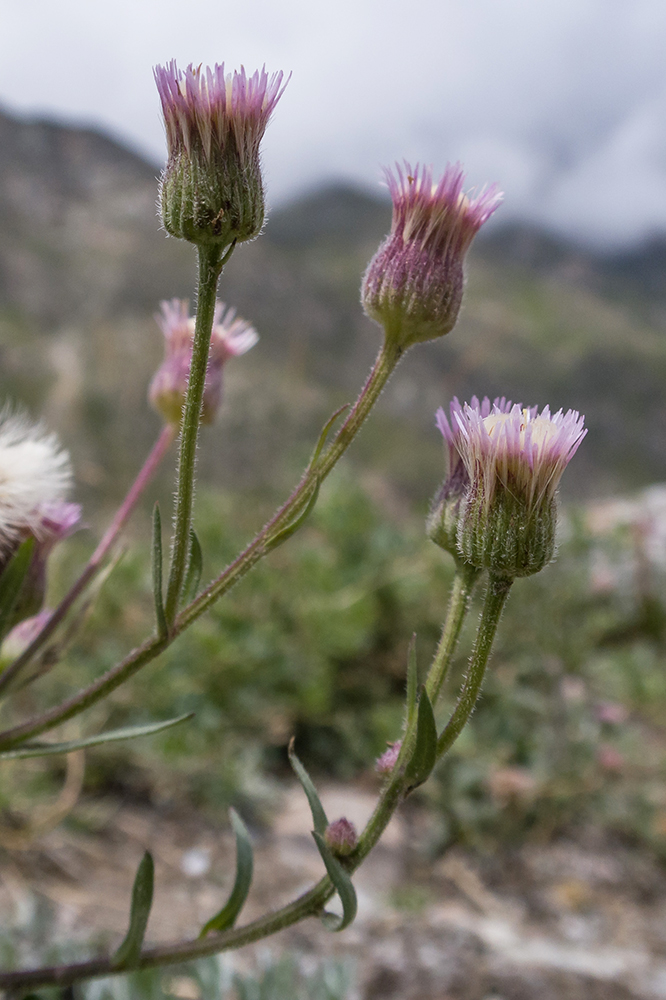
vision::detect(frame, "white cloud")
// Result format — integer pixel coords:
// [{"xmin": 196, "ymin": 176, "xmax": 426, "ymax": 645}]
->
[{"xmin": 1, "ymin": 0, "xmax": 666, "ymax": 246}]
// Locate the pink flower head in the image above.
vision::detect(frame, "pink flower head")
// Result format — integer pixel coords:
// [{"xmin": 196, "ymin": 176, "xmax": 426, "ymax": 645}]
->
[
  {"xmin": 154, "ymin": 61, "xmax": 289, "ymax": 246},
  {"xmin": 439, "ymin": 397, "xmax": 586, "ymax": 577},
  {"xmin": 362, "ymin": 162, "xmax": 502, "ymax": 349},
  {"xmin": 445, "ymin": 398, "xmax": 586, "ymax": 514},
  {"xmin": 324, "ymin": 817, "xmax": 358, "ymax": 857},
  {"xmin": 149, "ymin": 298, "xmax": 258, "ymax": 426},
  {"xmin": 154, "ymin": 62, "xmax": 288, "ymax": 166},
  {"xmin": 427, "ymin": 397, "xmax": 511, "ymax": 557},
  {"xmin": 375, "ymin": 740, "xmax": 402, "ymax": 775}
]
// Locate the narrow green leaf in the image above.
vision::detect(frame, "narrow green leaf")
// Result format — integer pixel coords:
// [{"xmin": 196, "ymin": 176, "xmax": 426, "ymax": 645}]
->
[
  {"xmin": 199, "ymin": 809, "xmax": 254, "ymax": 937},
  {"xmin": 0, "ymin": 538, "xmax": 35, "ymax": 641},
  {"xmin": 404, "ymin": 687, "xmax": 437, "ymax": 790},
  {"xmin": 406, "ymin": 633, "xmax": 418, "ymax": 729},
  {"xmin": 312, "ymin": 832, "xmax": 358, "ymax": 932},
  {"xmin": 182, "ymin": 529, "xmax": 203, "ymax": 605},
  {"xmin": 267, "ymin": 479, "xmax": 320, "ymax": 552},
  {"xmin": 113, "ymin": 851, "xmax": 154, "ymax": 968},
  {"xmin": 152, "ymin": 503, "xmax": 168, "ymax": 638},
  {"xmin": 288, "ymin": 737, "xmax": 328, "ymax": 834},
  {"xmin": 308, "ymin": 404, "xmax": 350, "ymax": 469},
  {"xmin": 0, "ymin": 713, "xmax": 194, "ymax": 760}
]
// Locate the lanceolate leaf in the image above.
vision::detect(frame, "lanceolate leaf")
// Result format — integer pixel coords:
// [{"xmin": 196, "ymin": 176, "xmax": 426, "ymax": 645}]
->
[
  {"xmin": 288, "ymin": 737, "xmax": 328, "ymax": 835},
  {"xmin": 112, "ymin": 851, "xmax": 154, "ymax": 968},
  {"xmin": 199, "ymin": 809, "xmax": 254, "ymax": 937},
  {"xmin": 404, "ymin": 687, "xmax": 437, "ymax": 790},
  {"xmin": 182, "ymin": 529, "xmax": 203, "ymax": 605},
  {"xmin": 0, "ymin": 713, "xmax": 194, "ymax": 760},
  {"xmin": 267, "ymin": 479, "xmax": 320, "ymax": 551},
  {"xmin": 308, "ymin": 404, "xmax": 350, "ymax": 469},
  {"xmin": 152, "ymin": 503, "xmax": 168, "ymax": 638},
  {"xmin": 312, "ymin": 831, "xmax": 358, "ymax": 932},
  {"xmin": 406, "ymin": 633, "xmax": 418, "ymax": 729},
  {"xmin": 0, "ymin": 538, "xmax": 35, "ymax": 642}
]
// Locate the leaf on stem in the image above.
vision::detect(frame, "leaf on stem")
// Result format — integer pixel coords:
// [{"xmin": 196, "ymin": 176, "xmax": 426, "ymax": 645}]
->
[
  {"xmin": 182, "ymin": 529, "xmax": 203, "ymax": 605},
  {"xmin": 152, "ymin": 503, "xmax": 168, "ymax": 638},
  {"xmin": 112, "ymin": 851, "xmax": 154, "ymax": 969},
  {"xmin": 0, "ymin": 713, "xmax": 194, "ymax": 760},
  {"xmin": 0, "ymin": 538, "xmax": 35, "ymax": 642},
  {"xmin": 288, "ymin": 737, "xmax": 328, "ymax": 835},
  {"xmin": 406, "ymin": 633, "xmax": 418, "ymax": 729},
  {"xmin": 308, "ymin": 404, "xmax": 350, "ymax": 470},
  {"xmin": 404, "ymin": 687, "xmax": 437, "ymax": 791},
  {"xmin": 312, "ymin": 831, "xmax": 358, "ymax": 932},
  {"xmin": 266, "ymin": 478, "xmax": 320, "ymax": 551},
  {"xmin": 199, "ymin": 809, "xmax": 254, "ymax": 937}
]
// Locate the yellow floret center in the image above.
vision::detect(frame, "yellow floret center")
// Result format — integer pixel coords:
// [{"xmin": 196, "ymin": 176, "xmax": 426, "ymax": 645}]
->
[{"xmin": 483, "ymin": 411, "xmax": 558, "ymax": 450}]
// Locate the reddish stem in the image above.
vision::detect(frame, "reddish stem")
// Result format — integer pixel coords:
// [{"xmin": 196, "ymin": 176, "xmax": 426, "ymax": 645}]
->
[{"xmin": 0, "ymin": 424, "xmax": 176, "ymax": 696}]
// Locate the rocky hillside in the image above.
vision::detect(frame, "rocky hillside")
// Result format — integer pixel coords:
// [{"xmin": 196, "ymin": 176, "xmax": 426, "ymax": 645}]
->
[{"xmin": 1, "ymin": 106, "xmax": 665, "ymax": 513}]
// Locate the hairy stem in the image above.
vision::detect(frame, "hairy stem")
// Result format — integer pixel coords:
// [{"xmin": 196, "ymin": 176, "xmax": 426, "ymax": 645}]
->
[
  {"xmin": 164, "ymin": 244, "xmax": 224, "ymax": 625},
  {"xmin": 176, "ymin": 341, "xmax": 401, "ymax": 631},
  {"xmin": 0, "ymin": 557, "xmax": 506, "ymax": 992},
  {"xmin": 425, "ymin": 561, "xmax": 480, "ymax": 707},
  {"xmin": 437, "ymin": 573, "xmax": 512, "ymax": 758},
  {"xmin": 0, "ymin": 341, "xmax": 402, "ymax": 751}
]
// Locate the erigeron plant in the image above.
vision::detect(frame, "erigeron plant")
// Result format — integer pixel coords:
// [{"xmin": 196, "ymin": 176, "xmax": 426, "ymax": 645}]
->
[{"xmin": 0, "ymin": 60, "xmax": 584, "ymax": 994}]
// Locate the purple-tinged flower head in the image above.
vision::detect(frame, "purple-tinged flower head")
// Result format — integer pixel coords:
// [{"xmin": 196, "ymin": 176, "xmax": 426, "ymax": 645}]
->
[
  {"xmin": 149, "ymin": 298, "xmax": 258, "ymax": 427},
  {"xmin": 375, "ymin": 740, "xmax": 402, "ymax": 775},
  {"xmin": 446, "ymin": 397, "xmax": 586, "ymax": 578},
  {"xmin": 10, "ymin": 501, "xmax": 82, "ymax": 628},
  {"xmin": 324, "ymin": 817, "xmax": 358, "ymax": 857},
  {"xmin": 427, "ymin": 396, "xmax": 510, "ymax": 558},
  {"xmin": 362, "ymin": 162, "xmax": 502, "ymax": 351},
  {"xmin": 155, "ymin": 61, "xmax": 288, "ymax": 248}
]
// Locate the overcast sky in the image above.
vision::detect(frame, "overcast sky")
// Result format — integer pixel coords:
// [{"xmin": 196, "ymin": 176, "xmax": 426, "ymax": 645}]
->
[{"xmin": 1, "ymin": 0, "xmax": 666, "ymax": 248}]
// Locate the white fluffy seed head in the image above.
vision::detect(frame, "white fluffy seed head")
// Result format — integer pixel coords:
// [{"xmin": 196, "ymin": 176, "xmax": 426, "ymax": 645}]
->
[{"xmin": 0, "ymin": 409, "xmax": 72, "ymax": 556}]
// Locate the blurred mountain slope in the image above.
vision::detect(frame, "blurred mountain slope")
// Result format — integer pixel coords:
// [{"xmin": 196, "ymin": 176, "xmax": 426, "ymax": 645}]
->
[{"xmin": 1, "ymin": 106, "xmax": 665, "ymax": 511}]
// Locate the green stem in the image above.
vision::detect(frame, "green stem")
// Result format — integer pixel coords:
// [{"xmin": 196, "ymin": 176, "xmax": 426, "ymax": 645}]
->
[
  {"xmin": 425, "ymin": 561, "xmax": 480, "ymax": 707},
  {"xmin": 0, "ymin": 342, "xmax": 402, "ymax": 751},
  {"xmin": 350, "ymin": 562, "xmax": 480, "ymax": 862},
  {"xmin": 436, "ymin": 573, "xmax": 512, "ymax": 758},
  {"xmin": 173, "ymin": 339, "xmax": 402, "ymax": 631},
  {"xmin": 0, "ymin": 562, "xmax": 505, "ymax": 993},
  {"xmin": 164, "ymin": 243, "xmax": 224, "ymax": 625}
]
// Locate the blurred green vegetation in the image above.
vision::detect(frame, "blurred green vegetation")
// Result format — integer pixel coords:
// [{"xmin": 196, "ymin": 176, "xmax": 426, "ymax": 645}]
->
[{"xmin": 3, "ymin": 469, "xmax": 666, "ymax": 855}]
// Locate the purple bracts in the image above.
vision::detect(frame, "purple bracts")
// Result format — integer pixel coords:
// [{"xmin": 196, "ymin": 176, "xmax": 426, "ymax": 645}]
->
[
  {"xmin": 154, "ymin": 62, "xmax": 288, "ymax": 165},
  {"xmin": 362, "ymin": 163, "xmax": 502, "ymax": 348}
]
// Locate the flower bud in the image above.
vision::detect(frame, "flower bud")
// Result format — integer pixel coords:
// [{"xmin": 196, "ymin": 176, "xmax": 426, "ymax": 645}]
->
[
  {"xmin": 1, "ymin": 608, "xmax": 51, "ymax": 664},
  {"xmin": 324, "ymin": 817, "xmax": 358, "ymax": 857},
  {"xmin": 375, "ymin": 741, "xmax": 402, "ymax": 775},
  {"xmin": 149, "ymin": 299, "xmax": 258, "ymax": 426},
  {"xmin": 362, "ymin": 163, "xmax": 502, "ymax": 351},
  {"xmin": 11, "ymin": 502, "xmax": 81, "ymax": 625},
  {"xmin": 154, "ymin": 62, "xmax": 288, "ymax": 249},
  {"xmin": 446, "ymin": 399, "xmax": 586, "ymax": 579},
  {"xmin": 426, "ymin": 400, "xmax": 475, "ymax": 557}
]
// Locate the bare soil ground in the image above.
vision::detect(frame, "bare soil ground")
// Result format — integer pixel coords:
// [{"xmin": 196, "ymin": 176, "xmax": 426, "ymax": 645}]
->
[{"xmin": 3, "ymin": 784, "xmax": 666, "ymax": 999}]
